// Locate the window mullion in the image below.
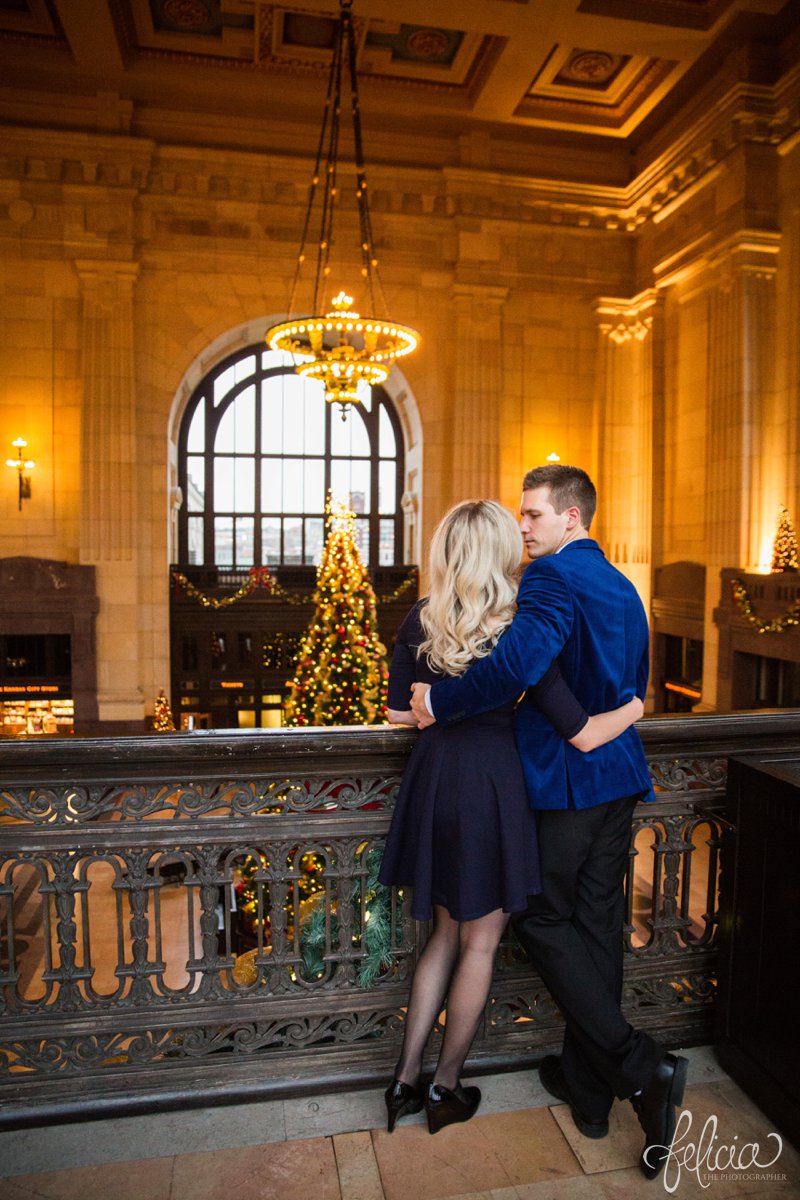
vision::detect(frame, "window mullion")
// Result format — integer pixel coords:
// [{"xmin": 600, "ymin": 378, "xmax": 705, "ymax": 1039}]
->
[
  {"xmin": 204, "ymin": 394, "xmax": 215, "ymax": 566},
  {"xmin": 254, "ymin": 363, "xmax": 263, "ymax": 566},
  {"xmin": 369, "ymin": 394, "xmax": 379, "ymax": 566}
]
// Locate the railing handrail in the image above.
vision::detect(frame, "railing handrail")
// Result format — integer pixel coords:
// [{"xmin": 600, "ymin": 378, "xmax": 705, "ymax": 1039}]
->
[{"xmin": 0, "ymin": 709, "xmax": 798, "ymax": 780}]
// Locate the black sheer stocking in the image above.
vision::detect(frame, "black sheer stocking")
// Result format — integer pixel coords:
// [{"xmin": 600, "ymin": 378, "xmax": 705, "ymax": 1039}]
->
[
  {"xmin": 434, "ymin": 908, "xmax": 508, "ymax": 1090},
  {"xmin": 395, "ymin": 906, "xmax": 459, "ymax": 1087},
  {"xmin": 395, "ymin": 905, "xmax": 508, "ymax": 1091}
]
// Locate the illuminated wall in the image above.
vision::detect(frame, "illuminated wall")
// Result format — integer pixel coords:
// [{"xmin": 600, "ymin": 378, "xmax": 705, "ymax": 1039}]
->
[{"xmin": 1, "ymin": 47, "xmax": 799, "ymax": 723}]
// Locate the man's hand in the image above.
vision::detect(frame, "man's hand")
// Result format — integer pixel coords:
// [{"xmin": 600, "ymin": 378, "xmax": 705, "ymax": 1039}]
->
[{"xmin": 410, "ymin": 682, "xmax": 436, "ymax": 728}]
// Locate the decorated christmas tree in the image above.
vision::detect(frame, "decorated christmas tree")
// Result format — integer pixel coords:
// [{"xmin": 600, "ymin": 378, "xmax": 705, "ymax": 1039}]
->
[
  {"xmin": 232, "ymin": 846, "xmax": 401, "ymax": 989},
  {"xmin": 153, "ymin": 688, "xmax": 176, "ymax": 732},
  {"xmin": 234, "ymin": 848, "xmax": 326, "ymax": 948},
  {"xmin": 284, "ymin": 497, "xmax": 388, "ymax": 726},
  {"xmin": 300, "ymin": 847, "xmax": 400, "ymax": 987},
  {"xmin": 770, "ymin": 506, "xmax": 799, "ymax": 573}
]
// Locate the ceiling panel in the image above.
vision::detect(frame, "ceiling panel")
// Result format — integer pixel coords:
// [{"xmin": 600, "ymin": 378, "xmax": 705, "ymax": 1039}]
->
[{"xmin": 0, "ymin": 0, "xmax": 794, "ymax": 144}]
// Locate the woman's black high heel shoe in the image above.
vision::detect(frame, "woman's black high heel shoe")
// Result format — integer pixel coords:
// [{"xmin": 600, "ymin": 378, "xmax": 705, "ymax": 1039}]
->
[
  {"xmin": 425, "ymin": 1082, "xmax": 481, "ymax": 1134},
  {"xmin": 384, "ymin": 1078, "xmax": 424, "ymax": 1132}
]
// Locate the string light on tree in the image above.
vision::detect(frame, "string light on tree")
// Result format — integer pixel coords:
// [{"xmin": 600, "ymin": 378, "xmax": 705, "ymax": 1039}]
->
[
  {"xmin": 232, "ymin": 846, "xmax": 401, "ymax": 989},
  {"xmin": 284, "ymin": 496, "xmax": 388, "ymax": 726},
  {"xmin": 300, "ymin": 846, "xmax": 400, "ymax": 987},
  {"xmin": 770, "ymin": 506, "xmax": 799, "ymax": 573},
  {"xmin": 153, "ymin": 688, "xmax": 176, "ymax": 732},
  {"xmin": 234, "ymin": 849, "xmax": 327, "ymax": 948}
]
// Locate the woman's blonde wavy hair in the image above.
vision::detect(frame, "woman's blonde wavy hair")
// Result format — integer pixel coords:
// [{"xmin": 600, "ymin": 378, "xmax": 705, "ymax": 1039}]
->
[{"xmin": 418, "ymin": 500, "xmax": 522, "ymax": 677}]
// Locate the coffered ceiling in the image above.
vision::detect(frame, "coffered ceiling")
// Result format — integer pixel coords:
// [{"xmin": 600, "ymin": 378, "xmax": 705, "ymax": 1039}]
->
[{"xmin": 0, "ymin": 0, "xmax": 797, "ymax": 148}]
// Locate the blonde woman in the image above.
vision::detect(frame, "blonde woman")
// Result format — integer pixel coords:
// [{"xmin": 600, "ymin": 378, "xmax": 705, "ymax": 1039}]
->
[{"xmin": 379, "ymin": 500, "xmax": 643, "ymax": 1135}]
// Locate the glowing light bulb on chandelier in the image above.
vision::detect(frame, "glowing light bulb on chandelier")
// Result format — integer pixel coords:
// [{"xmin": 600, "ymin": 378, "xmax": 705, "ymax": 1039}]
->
[{"xmin": 265, "ymin": 0, "xmax": 419, "ymax": 419}]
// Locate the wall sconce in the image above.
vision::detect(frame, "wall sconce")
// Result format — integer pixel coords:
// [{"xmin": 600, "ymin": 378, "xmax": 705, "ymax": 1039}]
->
[
  {"xmin": 6, "ymin": 437, "xmax": 35, "ymax": 511},
  {"xmin": 546, "ymin": 452, "xmax": 561, "ymax": 463}
]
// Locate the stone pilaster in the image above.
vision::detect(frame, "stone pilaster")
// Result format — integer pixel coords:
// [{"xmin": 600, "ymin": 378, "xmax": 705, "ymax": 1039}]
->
[
  {"xmin": 76, "ymin": 260, "xmax": 139, "ymax": 561},
  {"xmin": 594, "ymin": 290, "xmax": 661, "ymax": 621},
  {"xmin": 780, "ymin": 193, "xmax": 800, "ymax": 518},
  {"xmin": 702, "ymin": 236, "xmax": 779, "ymax": 709},
  {"xmin": 450, "ymin": 285, "xmax": 508, "ymax": 503},
  {"xmin": 76, "ymin": 259, "xmax": 144, "ymax": 727}
]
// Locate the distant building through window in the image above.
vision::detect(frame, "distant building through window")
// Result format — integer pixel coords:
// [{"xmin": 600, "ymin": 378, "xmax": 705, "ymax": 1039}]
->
[{"xmin": 177, "ymin": 345, "xmax": 405, "ymax": 567}]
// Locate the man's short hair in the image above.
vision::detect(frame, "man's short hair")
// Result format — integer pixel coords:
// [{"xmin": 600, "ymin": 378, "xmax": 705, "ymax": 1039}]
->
[{"xmin": 522, "ymin": 464, "xmax": 597, "ymax": 530}]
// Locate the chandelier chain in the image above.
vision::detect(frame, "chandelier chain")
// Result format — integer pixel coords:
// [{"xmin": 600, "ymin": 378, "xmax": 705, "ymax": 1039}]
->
[
  {"xmin": 314, "ymin": 14, "xmax": 346, "ymax": 314},
  {"xmin": 288, "ymin": 45, "xmax": 337, "ymax": 316},
  {"xmin": 265, "ymin": 0, "xmax": 419, "ymax": 413},
  {"xmin": 345, "ymin": 5, "xmax": 381, "ymax": 316}
]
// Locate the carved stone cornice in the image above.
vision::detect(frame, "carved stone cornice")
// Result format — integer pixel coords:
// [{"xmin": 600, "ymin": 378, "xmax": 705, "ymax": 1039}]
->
[
  {"xmin": 0, "ymin": 56, "xmax": 798, "ymax": 255},
  {"xmin": 653, "ymin": 228, "xmax": 781, "ymax": 291},
  {"xmin": 74, "ymin": 258, "xmax": 140, "ymax": 307},
  {"xmin": 450, "ymin": 282, "xmax": 508, "ymax": 322},
  {"xmin": 596, "ymin": 289, "xmax": 661, "ymax": 343},
  {"xmin": 0, "ymin": 125, "xmax": 154, "ymax": 190}
]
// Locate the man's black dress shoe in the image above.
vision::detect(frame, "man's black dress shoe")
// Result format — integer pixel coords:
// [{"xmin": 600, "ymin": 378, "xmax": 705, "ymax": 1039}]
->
[
  {"xmin": 631, "ymin": 1053, "xmax": 689, "ymax": 1179},
  {"xmin": 425, "ymin": 1081, "xmax": 481, "ymax": 1134},
  {"xmin": 538, "ymin": 1055, "xmax": 609, "ymax": 1139},
  {"xmin": 384, "ymin": 1078, "xmax": 424, "ymax": 1132}
]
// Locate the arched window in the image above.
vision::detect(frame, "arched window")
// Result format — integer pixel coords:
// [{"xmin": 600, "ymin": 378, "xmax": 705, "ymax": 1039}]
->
[{"xmin": 177, "ymin": 346, "xmax": 405, "ymax": 567}]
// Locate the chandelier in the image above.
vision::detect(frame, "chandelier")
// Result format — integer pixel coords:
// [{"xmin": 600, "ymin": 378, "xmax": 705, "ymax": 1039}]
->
[{"xmin": 265, "ymin": 0, "xmax": 419, "ymax": 418}]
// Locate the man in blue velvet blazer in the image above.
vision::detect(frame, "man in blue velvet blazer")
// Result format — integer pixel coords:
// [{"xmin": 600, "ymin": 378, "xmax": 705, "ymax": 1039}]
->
[{"xmin": 410, "ymin": 464, "xmax": 687, "ymax": 1181}]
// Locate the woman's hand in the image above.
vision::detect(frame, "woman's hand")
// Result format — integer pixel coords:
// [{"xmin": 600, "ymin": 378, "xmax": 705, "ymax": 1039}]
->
[
  {"xmin": 569, "ymin": 695, "xmax": 644, "ymax": 753},
  {"xmin": 387, "ymin": 708, "xmax": 419, "ymax": 726}
]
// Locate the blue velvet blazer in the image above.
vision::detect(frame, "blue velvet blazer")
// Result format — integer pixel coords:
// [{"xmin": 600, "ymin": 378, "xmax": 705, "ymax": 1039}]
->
[{"xmin": 428, "ymin": 538, "xmax": 654, "ymax": 811}]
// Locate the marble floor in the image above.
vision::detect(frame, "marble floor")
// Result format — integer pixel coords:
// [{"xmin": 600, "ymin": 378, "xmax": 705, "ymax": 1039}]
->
[{"xmin": 1, "ymin": 1047, "xmax": 797, "ymax": 1200}]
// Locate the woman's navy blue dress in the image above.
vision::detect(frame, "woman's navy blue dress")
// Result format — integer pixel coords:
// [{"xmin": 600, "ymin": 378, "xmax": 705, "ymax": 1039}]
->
[{"xmin": 379, "ymin": 601, "xmax": 588, "ymax": 922}]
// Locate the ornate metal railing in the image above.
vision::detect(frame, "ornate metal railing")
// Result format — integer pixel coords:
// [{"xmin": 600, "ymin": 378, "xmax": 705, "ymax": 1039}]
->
[{"xmin": 1, "ymin": 711, "xmax": 798, "ymax": 1127}]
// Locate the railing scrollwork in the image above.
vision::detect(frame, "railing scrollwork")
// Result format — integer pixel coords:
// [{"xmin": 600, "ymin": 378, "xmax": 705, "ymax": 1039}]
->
[{"xmin": 1, "ymin": 712, "xmax": 798, "ymax": 1126}]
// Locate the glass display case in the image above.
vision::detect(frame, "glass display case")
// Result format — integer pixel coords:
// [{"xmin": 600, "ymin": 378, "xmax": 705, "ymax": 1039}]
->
[{"xmin": 0, "ymin": 697, "xmax": 74, "ymax": 737}]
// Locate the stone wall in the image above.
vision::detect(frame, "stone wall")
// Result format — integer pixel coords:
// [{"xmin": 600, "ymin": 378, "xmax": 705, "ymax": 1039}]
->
[{"xmin": 1, "ymin": 36, "xmax": 799, "ymax": 725}]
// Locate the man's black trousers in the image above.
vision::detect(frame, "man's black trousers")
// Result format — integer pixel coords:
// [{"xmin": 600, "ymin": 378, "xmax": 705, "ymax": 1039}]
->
[{"xmin": 512, "ymin": 794, "xmax": 663, "ymax": 1120}]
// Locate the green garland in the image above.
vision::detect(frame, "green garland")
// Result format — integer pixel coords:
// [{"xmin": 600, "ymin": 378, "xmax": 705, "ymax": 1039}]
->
[
  {"xmin": 731, "ymin": 578, "xmax": 800, "ymax": 634},
  {"xmin": 300, "ymin": 847, "xmax": 400, "ymax": 987},
  {"xmin": 172, "ymin": 565, "xmax": 418, "ymax": 610}
]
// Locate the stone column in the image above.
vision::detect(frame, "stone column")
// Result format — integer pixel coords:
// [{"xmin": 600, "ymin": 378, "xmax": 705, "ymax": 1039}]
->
[
  {"xmin": 594, "ymin": 290, "xmax": 661, "ymax": 621},
  {"xmin": 702, "ymin": 236, "xmax": 779, "ymax": 709},
  {"xmin": 450, "ymin": 285, "xmax": 508, "ymax": 503},
  {"xmin": 783, "ymin": 198, "xmax": 800, "ymax": 514},
  {"xmin": 76, "ymin": 259, "xmax": 143, "ymax": 728}
]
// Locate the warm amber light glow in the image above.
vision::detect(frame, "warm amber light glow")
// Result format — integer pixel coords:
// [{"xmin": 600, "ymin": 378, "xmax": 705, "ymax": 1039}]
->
[
  {"xmin": 664, "ymin": 682, "xmax": 702, "ymax": 699},
  {"xmin": 754, "ymin": 531, "xmax": 777, "ymax": 575},
  {"xmin": 267, "ymin": 293, "xmax": 418, "ymax": 409},
  {"xmin": 5, "ymin": 436, "xmax": 35, "ymax": 470},
  {"xmin": 6, "ymin": 436, "xmax": 35, "ymax": 510}
]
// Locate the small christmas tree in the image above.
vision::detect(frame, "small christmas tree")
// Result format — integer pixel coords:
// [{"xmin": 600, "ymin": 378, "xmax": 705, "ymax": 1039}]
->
[
  {"xmin": 770, "ymin": 506, "xmax": 799, "ymax": 573},
  {"xmin": 284, "ymin": 497, "xmax": 388, "ymax": 726},
  {"xmin": 153, "ymin": 688, "xmax": 176, "ymax": 732}
]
